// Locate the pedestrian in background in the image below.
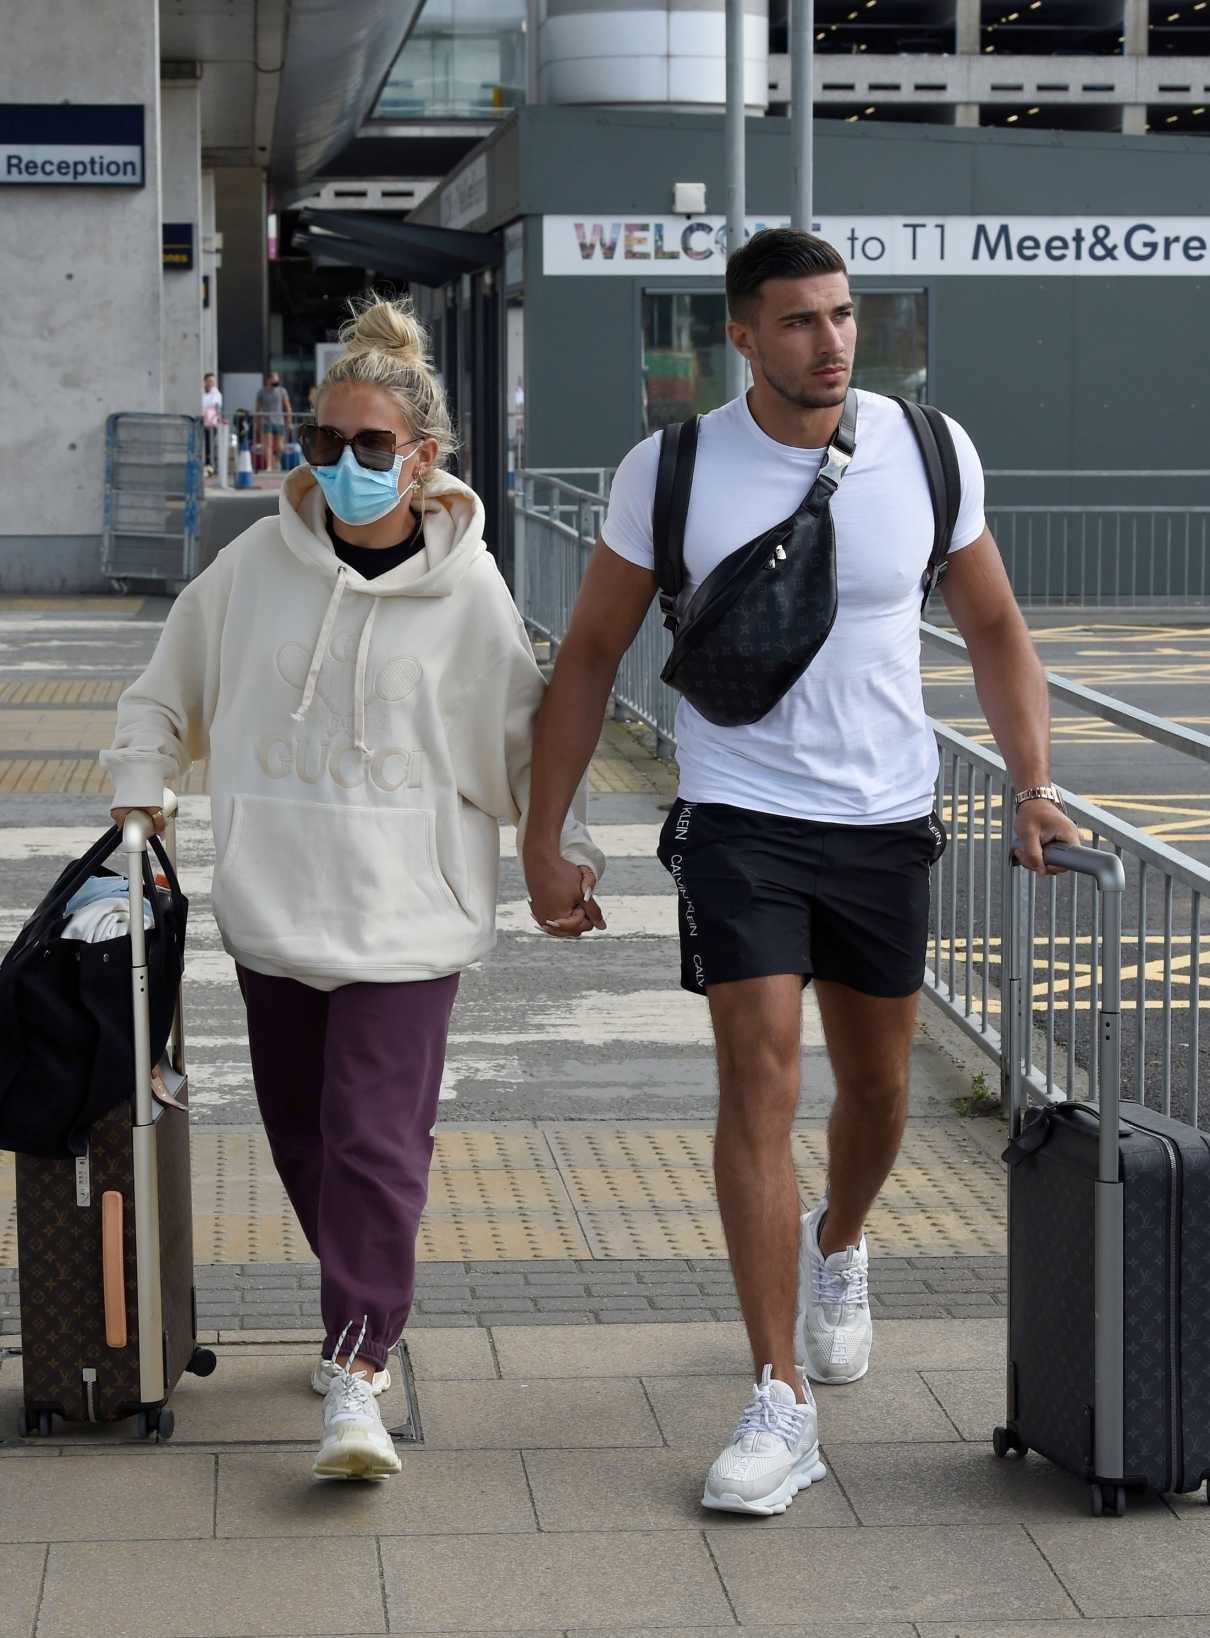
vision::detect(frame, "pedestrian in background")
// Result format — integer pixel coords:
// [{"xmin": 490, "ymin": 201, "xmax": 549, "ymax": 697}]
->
[
  {"xmin": 201, "ymin": 372, "xmax": 223, "ymax": 476},
  {"xmin": 255, "ymin": 371, "xmax": 292, "ymax": 470}
]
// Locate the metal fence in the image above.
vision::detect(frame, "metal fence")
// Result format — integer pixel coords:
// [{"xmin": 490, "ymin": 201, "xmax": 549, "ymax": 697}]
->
[
  {"xmin": 102, "ymin": 413, "xmax": 204, "ymax": 593},
  {"xmin": 514, "ymin": 469, "xmax": 1210, "ymax": 1124},
  {"xmin": 515, "ymin": 471, "xmax": 678, "ymax": 754},
  {"xmin": 985, "ymin": 504, "xmax": 1210, "ymax": 606},
  {"xmin": 529, "ymin": 464, "xmax": 1210, "ymax": 607},
  {"xmin": 929, "ymin": 723, "xmax": 1209, "ymax": 1127}
]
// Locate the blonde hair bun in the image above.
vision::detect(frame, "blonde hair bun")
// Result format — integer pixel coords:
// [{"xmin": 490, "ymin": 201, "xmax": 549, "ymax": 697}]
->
[{"xmin": 340, "ymin": 297, "xmax": 427, "ymax": 366}]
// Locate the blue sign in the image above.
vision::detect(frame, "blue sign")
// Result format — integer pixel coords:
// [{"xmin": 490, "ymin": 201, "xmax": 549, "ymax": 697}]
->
[
  {"xmin": 163, "ymin": 222, "xmax": 194, "ymax": 271},
  {"xmin": 0, "ymin": 104, "xmax": 145, "ymax": 187}
]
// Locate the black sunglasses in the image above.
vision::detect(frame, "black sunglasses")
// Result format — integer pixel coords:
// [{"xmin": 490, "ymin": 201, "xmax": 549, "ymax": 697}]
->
[{"xmin": 298, "ymin": 423, "xmax": 418, "ymax": 473}]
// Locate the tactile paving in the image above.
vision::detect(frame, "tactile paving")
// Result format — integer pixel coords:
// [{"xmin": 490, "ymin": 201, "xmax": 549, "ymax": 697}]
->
[{"xmin": 0, "ymin": 1120, "xmax": 1007, "ymax": 1265}]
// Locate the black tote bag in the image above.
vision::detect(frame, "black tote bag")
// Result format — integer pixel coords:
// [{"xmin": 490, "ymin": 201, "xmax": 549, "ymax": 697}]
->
[{"xmin": 0, "ymin": 826, "xmax": 188, "ymax": 1156}]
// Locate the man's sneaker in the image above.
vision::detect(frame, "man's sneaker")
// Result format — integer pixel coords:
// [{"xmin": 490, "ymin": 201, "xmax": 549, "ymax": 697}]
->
[
  {"xmin": 312, "ymin": 1356, "xmax": 391, "ymax": 1397},
  {"xmin": 796, "ymin": 1199, "xmax": 873, "ymax": 1385},
  {"xmin": 702, "ymin": 1365, "xmax": 827, "ymax": 1516},
  {"xmin": 313, "ymin": 1365, "xmax": 401, "ymax": 1480}
]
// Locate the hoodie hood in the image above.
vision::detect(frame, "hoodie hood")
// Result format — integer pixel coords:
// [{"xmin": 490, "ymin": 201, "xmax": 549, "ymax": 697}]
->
[
  {"xmin": 278, "ymin": 465, "xmax": 490, "ymax": 757},
  {"xmin": 279, "ymin": 463, "xmax": 488, "ymax": 599}
]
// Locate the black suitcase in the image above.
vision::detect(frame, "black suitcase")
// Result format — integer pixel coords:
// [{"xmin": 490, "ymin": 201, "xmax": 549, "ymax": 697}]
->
[
  {"xmin": 994, "ymin": 843, "xmax": 1210, "ymax": 1514},
  {"xmin": 15, "ymin": 797, "xmax": 215, "ymax": 1440}
]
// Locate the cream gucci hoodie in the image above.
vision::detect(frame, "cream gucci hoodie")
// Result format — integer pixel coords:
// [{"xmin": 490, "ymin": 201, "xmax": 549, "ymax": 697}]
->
[{"xmin": 102, "ymin": 468, "xmax": 604, "ymax": 990}]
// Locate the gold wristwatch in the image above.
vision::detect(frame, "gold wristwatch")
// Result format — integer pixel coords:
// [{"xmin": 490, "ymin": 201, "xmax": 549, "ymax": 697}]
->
[{"xmin": 1014, "ymin": 783, "xmax": 1065, "ymax": 812}]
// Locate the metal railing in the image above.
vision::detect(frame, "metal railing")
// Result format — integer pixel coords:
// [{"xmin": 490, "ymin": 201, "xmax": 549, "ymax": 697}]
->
[
  {"xmin": 514, "ymin": 469, "xmax": 1210, "ymax": 1125},
  {"xmin": 985, "ymin": 504, "xmax": 1210, "ymax": 606},
  {"xmin": 929, "ymin": 725, "xmax": 1209, "ymax": 1127},
  {"xmin": 515, "ymin": 471, "xmax": 678, "ymax": 754}
]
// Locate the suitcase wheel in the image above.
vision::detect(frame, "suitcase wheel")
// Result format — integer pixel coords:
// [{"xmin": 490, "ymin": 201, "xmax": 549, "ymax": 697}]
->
[
  {"xmin": 1090, "ymin": 1482, "xmax": 1127, "ymax": 1518},
  {"xmin": 135, "ymin": 1406, "xmax": 174, "ymax": 1443},
  {"xmin": 992, "ymin": 1426, "xmax": 1028, "ymax": 1460},
  {"xmin": 187, "ymin": 1347, "xmax": 217, "ymax": 1378}
]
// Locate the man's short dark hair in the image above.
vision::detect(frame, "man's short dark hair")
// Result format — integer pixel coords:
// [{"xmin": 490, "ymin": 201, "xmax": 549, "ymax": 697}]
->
[{"xmin": 726, "ymin": 229, "xmax": 848, "ymax": 319}]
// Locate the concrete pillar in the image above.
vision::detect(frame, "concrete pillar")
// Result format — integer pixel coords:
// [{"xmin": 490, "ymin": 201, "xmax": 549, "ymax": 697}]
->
[
  {"xmin": 955, "ymin": 103, "xmax": 980, "ymax": 127},
  {"xmin": 160, "ymin": 79, "xmax": 203, "ymax": 417},
  {"xmin": 1122, "ymin": 104, "xmax": 1149, "ymax": 134},
  {"xmin": 201, "ymin": 172, "xmax": 220, "ymax": 375},
  {"xmin": 0, "ymin": 0, "xmax": 162, "ymax": 591},
  {"xmin": 1123, "ymin": 0, "xmax": 1149, "ymax": 55},
  {"xmin": 215, "ymin": 166, "xmax": 269, "ymax": 416},
  {"xmin": 955, "ymin": 0, "xmax": 981, "ymax": 55}
]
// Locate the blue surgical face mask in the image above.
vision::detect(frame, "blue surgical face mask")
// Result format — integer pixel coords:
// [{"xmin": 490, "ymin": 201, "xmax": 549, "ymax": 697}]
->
[{"xmin": 309, "ymin": 443, "xmax": 418, "ymax": 527}]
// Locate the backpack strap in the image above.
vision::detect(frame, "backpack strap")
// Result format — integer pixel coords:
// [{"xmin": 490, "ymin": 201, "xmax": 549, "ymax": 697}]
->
[
  {"xmin": 652, "ymin": 416, "xmax": 700, "ymax": 633},
  {"xmin": 893, "ymin": 396, "xmax": 962, "ymax": 613}
]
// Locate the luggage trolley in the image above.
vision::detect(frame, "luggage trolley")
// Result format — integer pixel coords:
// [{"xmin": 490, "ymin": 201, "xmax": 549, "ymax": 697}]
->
[{"xmin": 102, "ymin": 412, "xmax": 203, "ymax": 594}]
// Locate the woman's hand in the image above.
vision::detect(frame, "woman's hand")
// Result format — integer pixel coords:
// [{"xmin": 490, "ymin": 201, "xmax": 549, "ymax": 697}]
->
[
  {"xmin": 110, "ymin": 806, "xmax": 167, "ymax": 837},
  {"xmin": 526, "ymin": 860, "xmax": 606, "ymax": 938}
]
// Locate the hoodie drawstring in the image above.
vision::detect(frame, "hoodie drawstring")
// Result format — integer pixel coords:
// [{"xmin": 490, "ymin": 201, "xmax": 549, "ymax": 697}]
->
[
  {"xmin": 292, "ymin": 566, "xmax": 348, "ymax": 728},
  {"xmin": 353, "ymin": 600, "xmax": 379, "ymax": 758},
  {"xmin": 291, "ymin": 563, "xmax": 379, "ymax": 759}
]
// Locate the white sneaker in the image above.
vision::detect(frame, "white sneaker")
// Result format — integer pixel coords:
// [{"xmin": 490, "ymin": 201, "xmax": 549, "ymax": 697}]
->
[
  {"xmin": 312, "ymin": 1356, "xmax": 391, "ymax": 1397},
  {"xmin": 313, "ymin": 1366, "xmax": 401, "ymax": 1480},
  {"xmin": 702, "ymin": 1365, "xmax": 827, "ymax": 1516},
  {"xmin": 796, "ymin": 1199, "xmax": 873, "ymax": 1385}
]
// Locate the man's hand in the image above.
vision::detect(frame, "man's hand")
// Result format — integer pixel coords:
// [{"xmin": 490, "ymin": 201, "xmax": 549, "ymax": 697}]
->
[
  {"xmin": 110, "ymin": 806, "xmax": 166, "ymax": 837},
  {"xmin": 525, "ymin": 857, "xmax": 606, "ymax": 938},
  {"xmin": 1013, "ymin": 799, "xmax": 1079, "ymax": 876}
]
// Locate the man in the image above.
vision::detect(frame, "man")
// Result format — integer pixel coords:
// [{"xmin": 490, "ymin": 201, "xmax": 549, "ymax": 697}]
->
[
  {"xmin": 522, "ymin": 228, "xmax": 1078, "ymax": 1516},
  {"xmin": 254, "ymin": 371, "xmax": 292, "ymax": 470},
  {"xmin": 201, "ymin": 372, "xmax": 223, "ymax": 475}
]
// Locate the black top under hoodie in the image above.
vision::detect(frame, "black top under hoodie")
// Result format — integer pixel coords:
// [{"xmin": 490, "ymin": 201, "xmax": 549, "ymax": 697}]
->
[{"xmin": 326, "ymin": 511, "xmax": 425, "ymax": 580}]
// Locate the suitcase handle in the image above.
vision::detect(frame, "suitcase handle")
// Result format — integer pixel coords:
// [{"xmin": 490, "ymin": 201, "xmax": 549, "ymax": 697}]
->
[
  {"xmin": 121, "ymin": 789, "xmax": 180, "ymax": 1408},
  {"xmin": 101, "ymin": 1191, "xmax": 128, "ymax": 1348},
  {"xmin": 1007, "ymin": 836, "xmax": 1125, "ymax": 1170}
]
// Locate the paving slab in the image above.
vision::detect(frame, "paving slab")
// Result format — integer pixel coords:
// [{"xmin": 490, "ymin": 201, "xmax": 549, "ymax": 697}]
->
[
  {"xmin": 380, "ymin": 1531, "xmax": 732, "ymax": 1631},
  {"xmin": 0, "ymin": 1544, "xmax": 46, "ymax": 1637},
  {"xmin": 492, "ymin": 1321, "xmax": 749, "ymax": 1379},
  {"xmin": 825, "ymin": 1439, "xmax": 1174, "ymax": 1526},
  {"xmin": 865, "ymin": 1317, "xmax": 1005, "ymax": 1370},
  {"xmin": 642, "ymin": 1371, "xmax": 960, "ymax": 1450},
  {"xmin": 919, "ymin": 1367, "xmax": 1004, "ymax": 1441},
  {"xmin": 522, "ymin": 1446, "xmax": 857, "ymax": 1531},
  {"xmin": 164, "ymin": 1354, "xmax": 410, "ymax": 1445},
  {"xmin": 217, "ymin": 1449, "xmax": 535, "ymax": 1537},
  {"xmin": 38, "ymin": 1537, "xmax": 385, "ymax": 1637},
  {"xmin": 1024, "ymin": 1517, "xmax": 1210, "ymax": 1617},
  {"xmin": 568, "ymin": 1629, "xmax": 915, "ymax": 1638},
  {"xmin": 916, "ymin": 1623, "xmax": 1210, "ymax": 1638},
  {"xmin": 416, "ymin": 1376, "xmax": 662, "ymax": 1450},
  {"xmin": 707, "ymin": 1523, "xmax": 1078, "ymax": 1623},
  {"xmin": 0, "ymin": 1452, "xmax": 215, "ymax": 1541}
]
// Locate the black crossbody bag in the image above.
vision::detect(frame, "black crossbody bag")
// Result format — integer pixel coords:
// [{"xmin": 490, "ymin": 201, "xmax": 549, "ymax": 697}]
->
[{"xmin": 652, "ymin": 393, "xmax": 962, "ymax": 728}]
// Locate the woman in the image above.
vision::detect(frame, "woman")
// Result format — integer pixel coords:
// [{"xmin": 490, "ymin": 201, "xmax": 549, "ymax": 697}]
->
[{"xmin": 104, "ymin": 297, "xmax": 604, "ymax": 1478}]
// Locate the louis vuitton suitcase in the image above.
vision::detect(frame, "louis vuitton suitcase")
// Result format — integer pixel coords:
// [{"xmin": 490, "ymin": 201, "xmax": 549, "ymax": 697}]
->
[
  {"xmin": 15, "ymin": 794, "xmax": 215, "ymax": 1439},
  {"xmin": 994, "ymin": 842, "xmax": 1210, "ymax": 1514}
]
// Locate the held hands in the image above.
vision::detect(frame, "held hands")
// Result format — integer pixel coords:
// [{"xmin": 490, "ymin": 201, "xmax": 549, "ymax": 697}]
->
[
  {"xmin": 110, "ymin": 806, "xmax": 167, "ymax": 837},
  {"xmin": 1012, "ymin": 799, "xmax": 1080, "ymax": 876},
  {"xmin": 526, "ymin": 857, "xmax": 606, "ymax": 939}
]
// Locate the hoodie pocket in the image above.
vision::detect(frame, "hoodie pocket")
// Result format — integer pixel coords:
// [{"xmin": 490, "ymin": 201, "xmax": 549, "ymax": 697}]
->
[{"xmin": 212, "ymin": 792, "xmax": 464, "ymax": 971}]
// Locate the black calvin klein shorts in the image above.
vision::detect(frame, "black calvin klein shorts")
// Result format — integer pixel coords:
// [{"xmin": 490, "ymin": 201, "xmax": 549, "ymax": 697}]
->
[{"xmin": 656, "ymin": 798, "xmax": 947, "ymax": 999}]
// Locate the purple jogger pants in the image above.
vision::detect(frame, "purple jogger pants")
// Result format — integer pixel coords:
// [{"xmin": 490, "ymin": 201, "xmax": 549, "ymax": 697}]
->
[{"xmin": 237, "ymin": 965, "xmax": 459, "ymax": 1369}]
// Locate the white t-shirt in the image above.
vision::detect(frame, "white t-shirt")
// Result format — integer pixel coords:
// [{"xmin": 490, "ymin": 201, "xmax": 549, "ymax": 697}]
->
[
  {"xmin": 602, "ymin": 389, "xmax": 986, "ymax": 824},
  {"xmin": 201, "ymin": 387, "xmax": 223, "ymax": 426}
]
